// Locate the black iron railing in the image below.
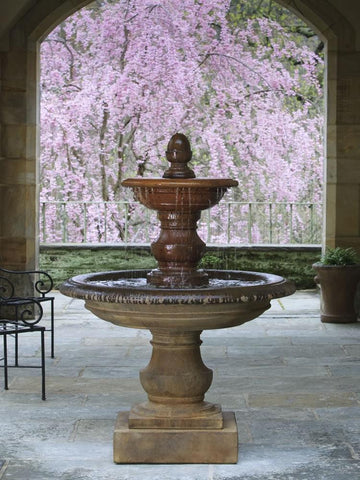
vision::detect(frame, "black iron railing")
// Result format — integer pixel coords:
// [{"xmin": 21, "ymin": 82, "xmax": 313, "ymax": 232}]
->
[{"xmin": 40, "ymin": 200, "xmax": 322, "ymax": 245}]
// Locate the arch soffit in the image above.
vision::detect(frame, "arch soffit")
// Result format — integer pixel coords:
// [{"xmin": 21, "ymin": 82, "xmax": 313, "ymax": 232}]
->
[
  {"xmin": 276, "ymin": 0, "xmax": 354, "ymax": 49},
  {"xmin": 12, "ymin": 0, "xmax": 354, "ymax": 50}
]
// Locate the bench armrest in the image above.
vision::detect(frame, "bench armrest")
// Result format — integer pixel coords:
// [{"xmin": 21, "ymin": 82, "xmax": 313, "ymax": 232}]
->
[
  {"xmin": 0, "ymin": 268, "xmax": 54, "ymax": 297},
  {"xmin": 0, "ymin": 298, "xmax": 44, "ymax": 325}
]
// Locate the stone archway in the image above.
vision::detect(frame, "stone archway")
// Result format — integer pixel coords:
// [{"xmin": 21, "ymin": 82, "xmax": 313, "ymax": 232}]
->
[{"xmin": 0, "ymin": 0, "xmax": 356, "ymax": 271}]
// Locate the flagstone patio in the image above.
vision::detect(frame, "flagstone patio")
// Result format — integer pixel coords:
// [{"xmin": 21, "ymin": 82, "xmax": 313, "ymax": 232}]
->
[{"xmin": 0, "ymin": 290, "xmax": 359, "ymax": 479}]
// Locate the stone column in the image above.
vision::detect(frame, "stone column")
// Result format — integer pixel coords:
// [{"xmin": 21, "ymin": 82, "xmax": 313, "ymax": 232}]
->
[
  {"xmin": 0, "ymin": 29, "xmax": 39, "ymax": 273},
  {"xmin": 327, "ymin": 48, "xmax": 360, "ymax": 250}
]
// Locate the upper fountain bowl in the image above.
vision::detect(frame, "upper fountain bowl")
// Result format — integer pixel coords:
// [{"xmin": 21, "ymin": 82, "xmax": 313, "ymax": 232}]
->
[
  {"xmin": 121, "ymin": 177, "xmax": 238, "ymax": 213},
  {"xmin": 122, "ymin": 133, "xmax": 237, "ymax": 212}
]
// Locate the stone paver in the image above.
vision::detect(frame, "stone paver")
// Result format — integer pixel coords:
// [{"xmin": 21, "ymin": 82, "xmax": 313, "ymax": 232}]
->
[{"xmin": 0, "ymin": 290, "xmax": 359, "ymax": 479}]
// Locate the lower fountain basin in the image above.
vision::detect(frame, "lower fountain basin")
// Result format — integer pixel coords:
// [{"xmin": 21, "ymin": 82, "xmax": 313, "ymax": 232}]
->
[{"xmin": 60, "ymin": 269, "xmax": 295, "ymax": 331}]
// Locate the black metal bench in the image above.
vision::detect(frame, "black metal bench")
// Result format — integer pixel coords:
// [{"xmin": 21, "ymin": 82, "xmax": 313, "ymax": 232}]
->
[
  {"xmin": 0, "ymin": 268, "xmax": 55, "ymax": 358},
  {"xmin": 0, "ymin": 295, "xmax": 46, "ymax": 400}
]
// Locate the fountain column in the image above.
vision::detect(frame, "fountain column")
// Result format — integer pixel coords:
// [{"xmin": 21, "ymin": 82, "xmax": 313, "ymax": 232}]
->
[{"xmin": 130, "ymin": 329, "xmax": 222, "ymax": 429}]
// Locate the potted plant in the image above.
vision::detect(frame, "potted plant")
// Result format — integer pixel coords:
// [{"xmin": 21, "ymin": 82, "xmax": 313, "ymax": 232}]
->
[{"xmin": 313, "ymin": 247, "xmax": 360, "ymax": 323}]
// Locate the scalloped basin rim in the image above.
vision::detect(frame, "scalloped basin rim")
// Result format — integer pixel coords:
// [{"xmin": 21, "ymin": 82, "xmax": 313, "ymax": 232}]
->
[
  {"xmin": 122, "ymin": 177, "xmax": 239, "ymax": 188},
  {"xmin": 60, "ymin": 269, "xmax": 296, "ymax": 305}
]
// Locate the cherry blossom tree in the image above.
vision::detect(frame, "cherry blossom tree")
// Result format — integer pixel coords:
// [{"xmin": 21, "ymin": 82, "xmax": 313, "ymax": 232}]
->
[{"xmin": 40, "ymin": 0, "xmax": 324, "ymax": 243}]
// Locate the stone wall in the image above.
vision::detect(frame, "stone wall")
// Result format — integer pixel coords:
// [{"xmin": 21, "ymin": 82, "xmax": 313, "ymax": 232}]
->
[{"xmin": 40, "ymin": 245, "xmax": 320, "ymax": 290}]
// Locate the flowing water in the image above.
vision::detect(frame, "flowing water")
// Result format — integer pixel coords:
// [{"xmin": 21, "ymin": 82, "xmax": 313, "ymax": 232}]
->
[{"xmin": 91, "ymin": 276, "xmax": 266, "ymax": 290}]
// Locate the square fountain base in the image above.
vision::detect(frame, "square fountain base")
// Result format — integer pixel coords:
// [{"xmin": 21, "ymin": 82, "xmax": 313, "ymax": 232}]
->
[{"xmin": 113, "ymin": 411, "xmax": 238, "ymax": 464}]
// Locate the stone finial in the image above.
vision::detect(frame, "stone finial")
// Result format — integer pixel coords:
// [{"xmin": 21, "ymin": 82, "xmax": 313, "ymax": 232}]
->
[{"xmin": 163, "ymin": 133, "xmax": 196, "ymax": 179}]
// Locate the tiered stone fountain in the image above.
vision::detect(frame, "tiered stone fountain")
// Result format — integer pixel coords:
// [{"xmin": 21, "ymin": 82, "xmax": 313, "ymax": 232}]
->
[{"xmin": 60, "ymin": 134, "xmax": 295, "ymax": 464}]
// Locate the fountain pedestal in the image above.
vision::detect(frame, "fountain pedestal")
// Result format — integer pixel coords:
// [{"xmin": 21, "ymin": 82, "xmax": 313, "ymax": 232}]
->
[{"xmin": 114, "ymin": 328, "xmax": 237, "ymax": 463}]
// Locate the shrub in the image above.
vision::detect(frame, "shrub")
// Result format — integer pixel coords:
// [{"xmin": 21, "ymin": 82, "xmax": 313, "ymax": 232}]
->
[{"xmin": 320, "ymin": 247, "xmax": 359, "ymax": 265}]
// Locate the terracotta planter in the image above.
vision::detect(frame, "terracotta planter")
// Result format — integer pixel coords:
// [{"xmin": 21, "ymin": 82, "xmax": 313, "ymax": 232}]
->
[{"xmin": 313, "ymin": 263, "xmax": 360, "ymax": 323}]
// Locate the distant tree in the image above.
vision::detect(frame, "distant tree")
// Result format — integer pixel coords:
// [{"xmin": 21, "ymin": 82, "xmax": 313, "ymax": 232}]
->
[{"xmin": 40, "ymin": 0, "xmax": 323, "ymax": 243}]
